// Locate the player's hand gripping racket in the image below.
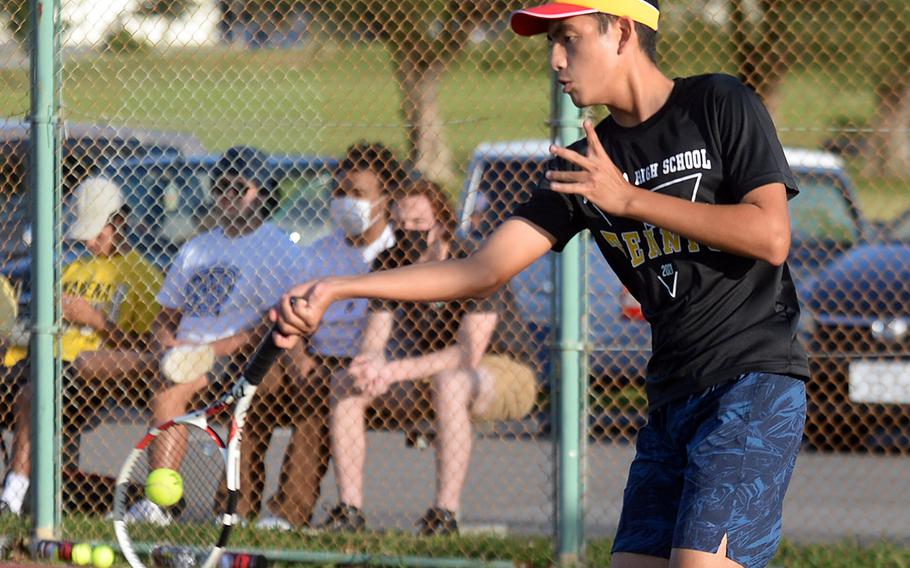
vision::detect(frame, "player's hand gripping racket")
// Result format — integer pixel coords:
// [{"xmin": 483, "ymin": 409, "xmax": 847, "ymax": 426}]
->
[{"xmin": 112, "ymin": 329, "xmax": 282, "ymax": 568}]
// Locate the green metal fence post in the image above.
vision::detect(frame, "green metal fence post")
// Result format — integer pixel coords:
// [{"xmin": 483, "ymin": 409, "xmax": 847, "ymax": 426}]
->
[
  {"xmin": 29, "ymin": 0, "xmax": 59, "ymax": 540},
  {"xmin": 551, "ymin": 74, "xmax": 585, "ymax": 566}
]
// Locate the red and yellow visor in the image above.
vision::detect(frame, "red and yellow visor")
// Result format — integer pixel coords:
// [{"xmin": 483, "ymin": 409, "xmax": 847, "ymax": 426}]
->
[{"xmin": 510, "ymin": 0, "xmax": 660, "ymax": 35}]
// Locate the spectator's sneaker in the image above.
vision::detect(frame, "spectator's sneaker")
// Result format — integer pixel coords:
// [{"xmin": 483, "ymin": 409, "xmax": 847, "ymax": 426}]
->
[
  {"xmin": 416, "ymin": 507, "xmax": 458, "ymax": 537},
  {"xmin": 317, "ymin": 503, "xmax": 366, "ymax": 533},
  {"xmin": 123, "ymin": 499, "xmax": 173, "ymax": 526},
  {"xmin": 255, "ymin": 512, "xmax": 293, "ymax": 532}
]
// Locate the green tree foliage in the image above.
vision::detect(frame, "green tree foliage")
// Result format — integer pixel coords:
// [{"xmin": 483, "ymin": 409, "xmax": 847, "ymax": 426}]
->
[
  {"xmin": 233, "ymin": 0, "xmax": 509, "ymax": 184},
  {"xmin": 0, "ymin": 0, "xmax": 198, "ymax": 46},
  {"xmin": 728, "ymin": 0, "xmax": 909, "ymax": 175},
  {"xmin": 729, "ymin": 0, "xmax": 795, "ymax": 112}
]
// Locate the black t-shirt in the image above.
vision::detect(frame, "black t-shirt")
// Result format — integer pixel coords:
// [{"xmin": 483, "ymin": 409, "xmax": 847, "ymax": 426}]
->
[
  {"xmin": 513, "ymin": 73, "xmax": 810, "ymax": 408},
  {"xmin": 370, "ymin": 238, "xmax": 527, "ymax": 361}
]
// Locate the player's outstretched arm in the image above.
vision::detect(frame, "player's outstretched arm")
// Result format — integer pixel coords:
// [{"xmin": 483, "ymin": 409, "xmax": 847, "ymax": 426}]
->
[{"xmin": 272, "ymin": 218, "xmax": 554, "ymax": 345}]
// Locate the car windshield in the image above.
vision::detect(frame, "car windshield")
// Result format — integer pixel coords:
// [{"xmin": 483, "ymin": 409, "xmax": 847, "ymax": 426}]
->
[
  {"xmin": 789, "ymin": 172, "xmax": 859, "ymax": 244},
  {"xmin": 0, "ymin": 129, "xmax": 198, "ymax": 266},
  {"xmin": 270, "ymin": 168, "xmax": 334, "ymax": 246}
]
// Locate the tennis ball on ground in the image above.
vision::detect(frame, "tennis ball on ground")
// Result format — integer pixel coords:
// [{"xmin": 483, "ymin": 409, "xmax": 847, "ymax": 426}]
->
[
  {"xmin": 71, "ymin": 542, "xmax": 93, "ymax": 565},
  {"xmin": 145, "ymin": 467, "xmax": 183, "ymax": 508},
  {"xmin": 91, "ymin": 544, "xmax": 115, "ymax": 568}
]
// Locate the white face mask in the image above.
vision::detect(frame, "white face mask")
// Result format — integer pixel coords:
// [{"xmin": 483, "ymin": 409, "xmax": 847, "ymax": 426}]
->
[{"xmin": 331, "ymin": 196, "xmax": 379, "ymax": 237}]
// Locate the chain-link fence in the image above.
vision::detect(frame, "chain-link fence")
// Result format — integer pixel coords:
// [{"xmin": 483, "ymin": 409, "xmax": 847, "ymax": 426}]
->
[{"xmin": 0, "ymin": 0, "xmax": 908, "ymax": 565}]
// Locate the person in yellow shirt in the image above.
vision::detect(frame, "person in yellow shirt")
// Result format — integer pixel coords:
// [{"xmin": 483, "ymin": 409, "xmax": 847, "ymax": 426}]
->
[{"xmin": 0, "ymin": 176, "xmax": 163, "ymax": 516}]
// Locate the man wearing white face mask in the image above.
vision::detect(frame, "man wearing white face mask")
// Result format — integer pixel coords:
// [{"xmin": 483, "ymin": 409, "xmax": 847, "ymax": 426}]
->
[
  {"xmin": 330, "ymin": 189, "xmax": 383, "ymax": 239},
  {"xmin": 249, "ymin": 142, "xmax": 406, "ymax": 529}
]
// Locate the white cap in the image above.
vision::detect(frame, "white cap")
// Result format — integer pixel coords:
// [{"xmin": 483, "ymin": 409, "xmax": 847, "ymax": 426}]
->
[{"xmin": 66, "ymin": 177, "xmax": 125, "ymax": 241}]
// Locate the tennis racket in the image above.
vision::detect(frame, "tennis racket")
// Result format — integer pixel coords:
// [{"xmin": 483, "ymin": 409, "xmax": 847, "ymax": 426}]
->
[{"xmin": 112, "ymin": 329, "xmax": 282, "ymax": 568}]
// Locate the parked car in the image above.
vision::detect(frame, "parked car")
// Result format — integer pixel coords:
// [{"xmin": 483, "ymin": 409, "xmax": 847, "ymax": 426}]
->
[
  {"xmin": 802, "ymin": 199, "xmax": 910, "ymax": 452},
  {"xmin": 803, "ymin": 243, "xmax": 910, "ymax": 451},
  {"xmin": 104, "ymin": 152, "xmax": 338, "ymax": 271},
  {"xmin": 457, "ymin": 139, "xmax": 874, "ymax": 444},
  {"xmin": 0, "ymin": 121, "xmax": 207, "ymax": 287},
  {"xmin": 0, "ymin": 149, "xmax": 338, "ymax": 347},
  {"xmin": 873, "ymin": 207, "xmax": 910, "ymax": 243}
]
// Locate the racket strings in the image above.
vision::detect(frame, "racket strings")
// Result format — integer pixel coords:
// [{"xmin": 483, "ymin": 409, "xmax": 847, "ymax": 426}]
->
[{"xmin": 115, "ymin": 423, "xmax": 229, "ymax": 566}]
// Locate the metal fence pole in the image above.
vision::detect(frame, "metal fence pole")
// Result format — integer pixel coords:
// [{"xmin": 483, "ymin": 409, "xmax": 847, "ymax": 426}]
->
[
  {"xmin": 551, "ymin": 73, "xmax": 584, "ymax": 566},
  {"xmin": 28, "ymin": 0, "xmax": 58, "ymax": 540}
]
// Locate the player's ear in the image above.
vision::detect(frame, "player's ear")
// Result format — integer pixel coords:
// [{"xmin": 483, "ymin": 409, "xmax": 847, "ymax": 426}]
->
[{"xmin": 616, "ymin": 16, "xmax": 635, "ymax": 54}]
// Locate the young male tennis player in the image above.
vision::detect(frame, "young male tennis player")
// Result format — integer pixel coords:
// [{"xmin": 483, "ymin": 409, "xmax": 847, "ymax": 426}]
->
[{"xmin": 274, "ymin": 2, "xmax": 809, "ymax": 566}]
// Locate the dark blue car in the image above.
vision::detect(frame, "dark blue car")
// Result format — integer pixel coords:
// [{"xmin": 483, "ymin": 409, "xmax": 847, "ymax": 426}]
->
[
  {"xmin": 0, "ymin": 150, "xmax": 337, "ymax": 347},
  {"xmin": 0, "ymin": 123, "xmax": 207, "ymax": 327},
  {"xmin": 803, "ymin": 242, "xmax": 910, "ymax": 451},
  {"xmin": 106, "ymin": 152, "xmax": 337, "ymax": 271}
]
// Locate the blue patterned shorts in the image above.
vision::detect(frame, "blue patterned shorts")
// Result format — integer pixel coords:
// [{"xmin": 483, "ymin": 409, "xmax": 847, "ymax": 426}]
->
[{"xmin": 611, "ymin": 372, "xmax": 806, "ymax": 568}]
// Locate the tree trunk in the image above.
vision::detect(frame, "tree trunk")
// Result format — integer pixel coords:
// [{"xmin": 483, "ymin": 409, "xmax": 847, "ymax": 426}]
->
[
  {"xmin": 865, "ymin": 83, "xmax": 910, "ymax": 177},
  {"xmin": 393, "ymin": 55, "xmax": 457, "ymax": 187},
  {"xmin": 372, "ymin": 1, "xmax": 488, "ymax": 187},
  {"xmin": 730, "ymin": 0, "xmax": 791, "ymax": 114},
  {"xmin": 865, "ymin": 1, "xmax": 910, "ymax": 176}
]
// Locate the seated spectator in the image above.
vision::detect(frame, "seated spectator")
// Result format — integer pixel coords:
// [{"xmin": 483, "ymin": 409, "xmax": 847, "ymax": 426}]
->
[
  {"xmin": 125, "ymin": 146, "xmax": 302, "ymax": 525},
  {"xmin": 323, "ymin": 180, "xmax": 538, "ymax": 536},
  {"xmin": 249, "ymin": 142, "xmax": 404, "ymax": 530},
  {"xmin": 0, "ymin": 177, "xmax": 163, "ymax": 515}
]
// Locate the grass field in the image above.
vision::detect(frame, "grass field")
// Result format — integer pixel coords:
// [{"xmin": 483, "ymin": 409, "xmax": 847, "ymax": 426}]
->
[
  {"xmin": 0, "ymin": 43, "xmax": 905, "ymax": 216},
  {"xmin": 1, "ymin": 513, "xmax": 909, "ymax": 567}
]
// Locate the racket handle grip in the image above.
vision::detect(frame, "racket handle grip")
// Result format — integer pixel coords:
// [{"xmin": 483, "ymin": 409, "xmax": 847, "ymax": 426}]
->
[
  {"xmin": 222, "ymin": 552, "xmax": 269, "ymax": 567},
  {"xmin": 242, "ymin": 327, "xmax": 282, "ymax": 386}
]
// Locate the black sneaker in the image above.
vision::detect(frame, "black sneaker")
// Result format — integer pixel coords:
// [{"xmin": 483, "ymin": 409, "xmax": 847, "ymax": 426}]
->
[
  {"xmin": 416, "ymin": 507, "xmax": 458, "ymax": 536},
  {"xmin": 318, "ymin": 503, "xmax": 366, "ymax": 533}
]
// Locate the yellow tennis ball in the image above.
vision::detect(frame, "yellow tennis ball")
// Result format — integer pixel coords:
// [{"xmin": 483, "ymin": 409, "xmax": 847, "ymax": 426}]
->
[
  {"xmin": 92, "ymin": 544, "xmax": 115, "ymax": 568},
  {"xmin": 71, "ymin": 543, "xmax": 93, "ymax": 566},
  {"xmin": 145, "ymin": 468, "xmax": 183, "ymax": 508}
]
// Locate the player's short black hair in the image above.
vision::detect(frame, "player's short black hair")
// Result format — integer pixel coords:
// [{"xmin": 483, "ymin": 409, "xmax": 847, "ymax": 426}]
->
[
  {"xmin": 337, "ymin": 142, "xmax": 408, "ymax": 195},
  {"xmin": 595, "ymin": 13, "xmax": 658, "ymax": 64}
]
